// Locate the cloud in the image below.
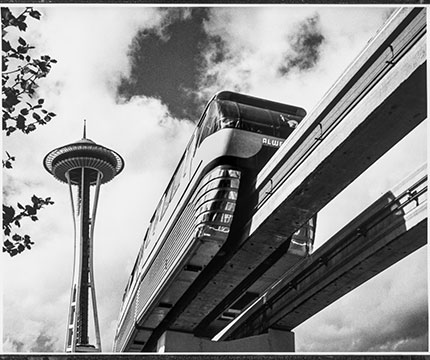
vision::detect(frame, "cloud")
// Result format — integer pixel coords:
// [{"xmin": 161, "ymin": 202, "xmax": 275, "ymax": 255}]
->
[
  {"xmin": 116, "ymin": 8, "xmax": 210, "ymax": 120},
  {"xmin": 278, "ymin": 14, "xmax": 325, "ymax": 75},
  {"xmin": 295, "ymin": 246, "xmax": 428, "ymax": 352},
  {"xmin": 3, "ymin": 338, "xmax": 25, "ymax": 352},
  {"xmin": 5, "ymin": 330, "xmax": 60, "ymax": 353},
  {"xmin": 30, "ymin": 332, "xmax": 58, "ymax": 352},
  {"xmin": 3, "ymin": 6, "xmax": 195, "ymax": 352},
  {"xmin": 2, "ymin": 173, "xmax": 22, "ymax": 203},
  {"xmin": 152, "ymin": 8, "xmax": 195, "ymax": 42},
  {"xmin": 196, "ymin": 7, "xmax": 394, "ymax": 111}
]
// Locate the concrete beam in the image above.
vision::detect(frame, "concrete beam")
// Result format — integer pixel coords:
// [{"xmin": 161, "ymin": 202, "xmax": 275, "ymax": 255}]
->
[
  {"xmin": 186, "ymin": 7, "xmax": 427, "ymax": 339},
  {"xmin": 251, "ymin": 7, "xmax": 426, "ymax": 239},
  {"xmin": 157, "ymin": 329, "xmax": 294, "ymax": 353},
  {"xmin": 220, "ymin": 165, "xmax": 427, "ymax": 340}
]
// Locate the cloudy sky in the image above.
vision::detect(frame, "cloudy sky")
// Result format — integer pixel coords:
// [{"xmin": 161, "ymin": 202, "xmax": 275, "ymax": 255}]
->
[{"xmin": 2, "ymin": 5, "xmax": 427, "ymax": 353}]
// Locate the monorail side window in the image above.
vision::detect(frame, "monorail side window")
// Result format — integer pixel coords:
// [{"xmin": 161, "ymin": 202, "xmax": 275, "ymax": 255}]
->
[
  {"xmin": 172, "ymin": 161, "xmax": 183, "ymax": 197},
  {"xmin": 160, "ymin": 192, "xmax": 169, "ymax": 220},
  {"xmin": 149, "ymin": 210, "xmax": 158, "ymax": 237},
  {"xmin": 142, "ymin": 229, "xmax": 150, "ymax": 251},
  {"xmin": 197, "ymin": 101, "xmax": 219, "ymax": 147},
  {"xmin": 183, "ymin": 132, "xmax": 197, "ymax": 179}
]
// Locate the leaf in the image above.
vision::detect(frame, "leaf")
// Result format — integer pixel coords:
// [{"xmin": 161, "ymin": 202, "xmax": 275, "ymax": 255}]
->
[
  {"xmin": 32, "ymin": 112, "xmax": 40, "ymax": 120},
  {"xmin": 20, "ymin": 108, "xmax": 29, "ymax": 116},
  {"xmin": 4, "ymin": 88, "xmax": 20, "ymax": 109},
  {"xmin": 18, "ymin": 37, "xmax": 26, "ymax": 46},
  {"xmin": 1, "ymin": 8, "xmax": 13, "ymax": 27},
  {"xmin": 12, "ymin": 234, "xmax": 21, "ymax": 241},
  {"xmin": 30, "ymin": 215, "xmax": 38, "ymax": 221},
  {"xmin": 31, "ymin": 195, "xmax": 39, "ymax": 205},
  {"xmin": 25, "ymin": 205, "xmax": 36, "ymax": 215},
  {"xmin": 38, "ymin": 98, "xmax": 44, "ymax": 105},
  {"xmin": 2, "ymin": 40, "xmax": 11, "ymax": 52},
  {"xmin": 16, "ymin": 114, "xmax": 26, "ymax": 130},
  {"xmin": 29, "ymin": 10, "xmax": 41, "ymax": 20},
  {"xmin": 26, "ymin": 123, "xmax": 36, "ymax": 133},
  {"xmin": 10, "ymin": 249, "xmax": 18, "ymax": 256},
  {"xmin": 17, "ymin": 45, "xmax": 29, "ymax": 55},
  {"xmin": 3, "ymin": 205, "xmax": 16, "ymax": 223},
  {"xmin": 17, "ymin": 20, "xmax": 27, "ymax": 32},
  {"xmin": 4, "ymin": 239, "xmax": 13, "ymax": 248},
  {"xmin": 6, "ymin": 126, "xmax": 16, "ymax": 136}
]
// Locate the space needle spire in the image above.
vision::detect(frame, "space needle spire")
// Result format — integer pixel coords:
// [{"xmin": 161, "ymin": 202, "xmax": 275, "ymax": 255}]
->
[
  {"xmin": 43, "ymin": 124, "xmax": 124, "ymax": 352},
  {"xmin": 83, "ymin": 119, "xmax": 87, "ymax": 139}
]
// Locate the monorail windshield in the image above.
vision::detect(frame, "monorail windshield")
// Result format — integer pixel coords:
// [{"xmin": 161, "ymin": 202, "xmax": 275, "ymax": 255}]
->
[{"xmin": 197, "ymin": 91, "xmax": 306, "ymax": 146}]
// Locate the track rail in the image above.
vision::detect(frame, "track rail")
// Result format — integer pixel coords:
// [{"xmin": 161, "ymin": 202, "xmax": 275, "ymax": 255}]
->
[
  {"xmin": 192, "ymin": 6, "xmax": 427, "ymax": 339},
  {"xmin": 220, "ymin": 165, "xmax": 427, "ymax": 340}
]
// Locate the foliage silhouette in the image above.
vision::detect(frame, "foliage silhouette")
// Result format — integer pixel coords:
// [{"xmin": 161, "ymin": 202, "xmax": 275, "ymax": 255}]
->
[{"xmin": 2, "ymin": 7, "xmax": 56, "ymax": 256}]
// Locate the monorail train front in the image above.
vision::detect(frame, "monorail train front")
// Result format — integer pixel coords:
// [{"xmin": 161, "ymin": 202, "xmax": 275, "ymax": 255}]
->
[
  {"xmin": 114, "ymin": 91, "xmax": 317, "ymax": 352},
  {"xmin": 191, "ymin": 91, "xmax": 315, "ymax": 256}
]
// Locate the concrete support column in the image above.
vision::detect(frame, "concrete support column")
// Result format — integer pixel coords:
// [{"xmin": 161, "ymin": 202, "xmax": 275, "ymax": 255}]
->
[{"xmin": 156, "ymin": 328, "xmax": 294, "ymax": 353}]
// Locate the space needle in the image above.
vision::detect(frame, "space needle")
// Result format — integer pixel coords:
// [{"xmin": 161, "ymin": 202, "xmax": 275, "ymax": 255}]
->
[{"xmin": 44, "ymin": 123, "xmax": 124, "ymax": 352}]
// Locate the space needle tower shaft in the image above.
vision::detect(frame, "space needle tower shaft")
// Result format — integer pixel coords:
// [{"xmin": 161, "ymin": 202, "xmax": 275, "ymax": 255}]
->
[{"xmin": 44, "ymin": 124, "xmax": 124, "ymax": 352}]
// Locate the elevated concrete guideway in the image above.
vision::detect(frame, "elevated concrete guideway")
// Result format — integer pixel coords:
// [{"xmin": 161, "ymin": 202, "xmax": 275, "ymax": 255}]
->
[
  {"xmin": 152, "ymin": 165, "xmax": 427, "ymax": 352},
  {"xmin": 218, "ymin": 165, "xmax": 427, "ymax": 341},
  {"xmin": 125, "ymin": 7, "xmax": 426, "ymax": 351},
  {"xmin": 167, "ymin": 6, "xmax": 427, "ymax": 341}
]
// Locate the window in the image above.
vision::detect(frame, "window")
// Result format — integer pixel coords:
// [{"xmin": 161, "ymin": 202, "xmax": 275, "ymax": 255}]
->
[
  {"xmin": 197, "ymin": 101, "xmax": 219, "ymax": 147},
  {"xmin": 194, "ymin": 98, "xmax": 303, "ymax": 147},
  {"xmin": 183, "ymin": 133, "xmax": 197, "ymax": 178},
  {"xmin": 143, "ymin": 229, "xmax": 150, "ymax": 249}
]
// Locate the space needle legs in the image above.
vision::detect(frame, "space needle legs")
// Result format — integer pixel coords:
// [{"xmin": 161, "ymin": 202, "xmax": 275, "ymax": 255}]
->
[{"xmin": 65, "ymin": 168, "xmax": 102, "ymax": 353}]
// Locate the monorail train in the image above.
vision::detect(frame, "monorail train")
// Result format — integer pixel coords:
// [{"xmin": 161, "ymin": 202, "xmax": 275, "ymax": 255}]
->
[{"xmin": 113, "ymin": 91, "xmax": 316, "ymax": 352}]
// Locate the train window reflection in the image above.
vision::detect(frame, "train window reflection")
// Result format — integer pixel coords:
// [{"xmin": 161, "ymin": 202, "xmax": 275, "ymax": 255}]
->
[{"xmin": 197, "ymin": 98, "xmax": 303, "ymax": 147}]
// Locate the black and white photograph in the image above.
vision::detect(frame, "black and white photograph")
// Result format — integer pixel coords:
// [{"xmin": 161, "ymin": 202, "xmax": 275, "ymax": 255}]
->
[{"xmin": 2, "ymin": 3, "xmax": 428, "ymax": 355}]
